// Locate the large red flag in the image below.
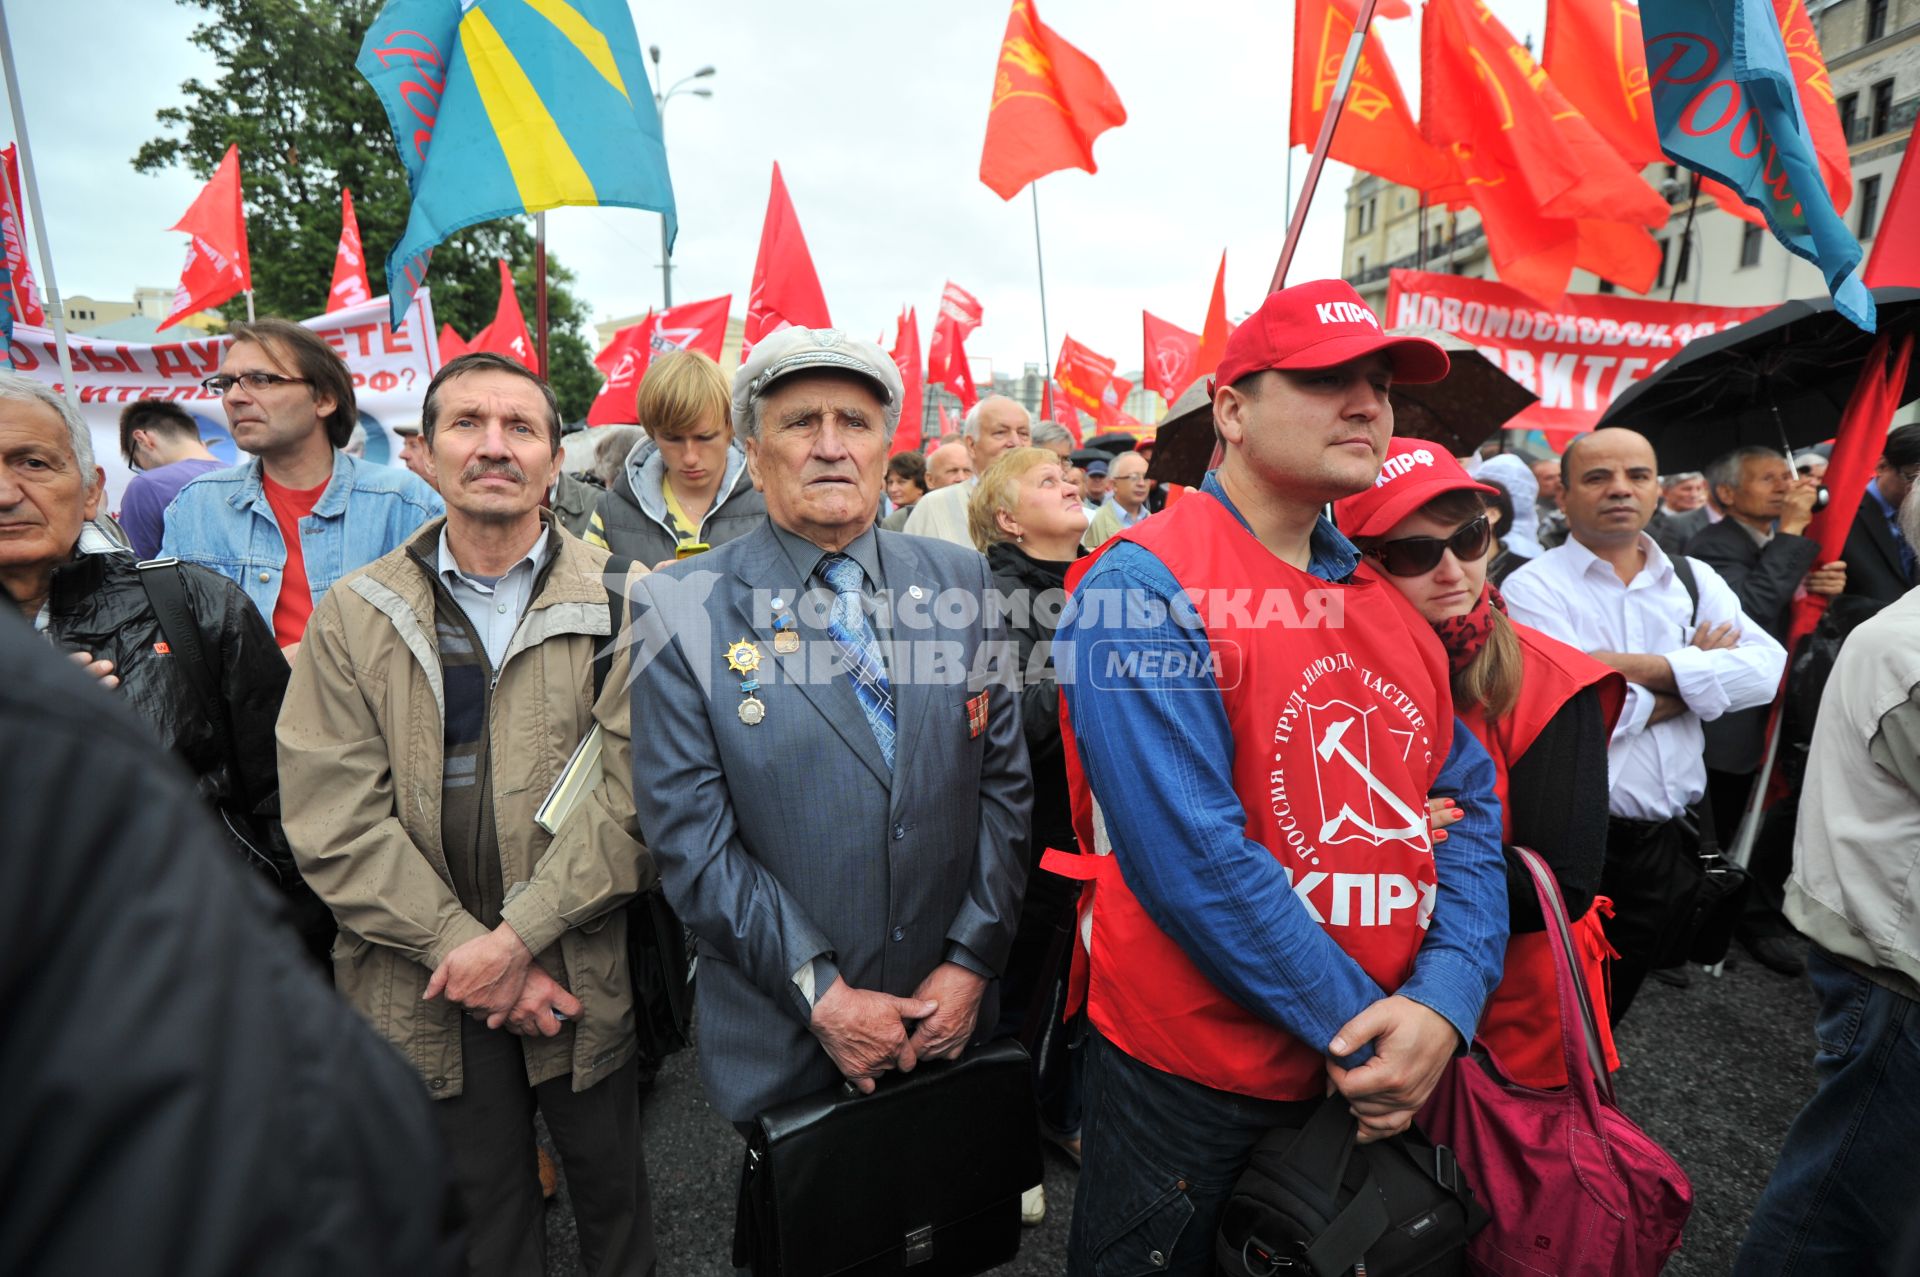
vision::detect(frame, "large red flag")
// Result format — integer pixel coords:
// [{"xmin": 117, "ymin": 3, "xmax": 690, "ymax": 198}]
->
[
  {"xmin": 1142, "ymin": 312, "xmax": 1200, "ymax": 404},
  {"xmin": 649, "ymin": 294, "xmax": 732, "ymax": 363},
  {"xmin": 1055, "ymin": 335, "xmax": 1116, "ymax": 417},
  {"xmin": 1291, "ymin": 0, "xmax": 1456, "ymax": 192},
  {"xmin": 890, "ymin": 308, "xmax": 926, "ymax": 456},
  {"xmin": 468, "ymin": 259, "xmax": 536, "ymax": 371},
  {"xmin": 1421, "ymin": 0, "xmax": 1666, "ymax": 303},
  {"xmin": 979, "ymin": 0, "xmax": 1128, "ymax": 200},
  {"xmin": 1543, "ymin": 0, "xmax": 1664, "ymax": 168},
  {"xmin": 1865, "ymin": 141, "xmax": 1920, "ymax": 286},
  {"xmin": 1197, "ymin": 251, "xmax": 1230, "ymax": 381},
  {"xmin": 588, "ymin": 314, "xmax": 655, "ymax": 426},
  {"xmin": 1098, "ymin": 375, "xmax": 1136, "ymax": 429},
  {"xmin": 0, "ymin": 146, "xmax": 44, "ymax": 328},
  {"xmin": 1698, "ymin": 0, "xmax": 1853, "ymax": 224},
  {"xmin": 926, "ymin": 281, "xmax": 983, "ymax": 410},
  {"xmin": 1054, "ymin": 387, "xmax": 1083, "ymax": 441},
  {"xmin": 327, "ymin": 188, "xmax": 373, "ymax": 313},
  {"xmin": 1787, "ymin": 335, "xmax": 1915, "ymax": 649},
  {"xmin": 439, "ymin": 324, "xmax": 470, "ymax": 364},
  {"xmin": 742, "ymin": 163, "xmax": 831, "ymax": 362},
  {"xmin": 160, "ymin": 143, "xmax": 251, "ymax": 328}
]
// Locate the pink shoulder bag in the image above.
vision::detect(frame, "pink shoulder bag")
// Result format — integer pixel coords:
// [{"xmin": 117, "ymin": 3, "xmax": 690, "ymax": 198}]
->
[{"xmin": 1419, "ymin": 848, "xmax": 1692, "ymax": 1275}]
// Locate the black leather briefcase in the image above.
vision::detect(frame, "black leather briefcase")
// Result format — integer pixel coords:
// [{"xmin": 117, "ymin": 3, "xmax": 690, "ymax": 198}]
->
[{"xmin": 733, "ymin": 1039, "xmax": 1042, "ymax": 1277}]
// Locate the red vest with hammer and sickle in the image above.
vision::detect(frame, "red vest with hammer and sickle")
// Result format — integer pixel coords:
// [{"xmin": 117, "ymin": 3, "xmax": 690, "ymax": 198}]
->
[{"xmin": 1053, "ymin": 492, "xmax": 1454, "ymax": 1101}]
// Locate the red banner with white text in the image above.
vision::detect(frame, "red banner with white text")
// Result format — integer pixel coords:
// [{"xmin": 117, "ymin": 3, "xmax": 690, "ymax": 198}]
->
[{"xmin": 1385, "ymin": 270, "xmax": 1774, "ymax": 435}]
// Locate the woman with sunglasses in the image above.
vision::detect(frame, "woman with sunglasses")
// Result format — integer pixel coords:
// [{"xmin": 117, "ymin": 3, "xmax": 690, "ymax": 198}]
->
[{"xmin": 1335, "ymin": 438, "xmax": 1628, "ymax": 1088}]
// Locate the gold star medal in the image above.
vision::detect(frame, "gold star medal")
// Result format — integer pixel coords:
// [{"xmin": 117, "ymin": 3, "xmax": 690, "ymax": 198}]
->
[{"xmin": 725, "ymin": 638, "xmax": 762, "ymax": 675}]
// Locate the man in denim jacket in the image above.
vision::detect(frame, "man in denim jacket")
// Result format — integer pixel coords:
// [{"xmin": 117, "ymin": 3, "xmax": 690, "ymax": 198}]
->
[{"xmin": 163, "ymin": 318, "xmax": 442, "ymax": 660}]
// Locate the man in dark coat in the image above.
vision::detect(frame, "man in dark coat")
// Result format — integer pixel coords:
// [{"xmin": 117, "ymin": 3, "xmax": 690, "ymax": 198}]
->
[
  {"xmin": 0, "ymin": 605, "xmax": 461, "ymax": 1277},
  {"xmin": 1840, "ymin": 422, "xmax": 1920, "ymax": 605}
]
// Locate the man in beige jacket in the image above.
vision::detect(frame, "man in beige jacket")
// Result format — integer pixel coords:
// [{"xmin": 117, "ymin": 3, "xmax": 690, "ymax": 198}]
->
[{"xmin": 278, "ymin": 352, "xmax": 654, "ymax": 1277}]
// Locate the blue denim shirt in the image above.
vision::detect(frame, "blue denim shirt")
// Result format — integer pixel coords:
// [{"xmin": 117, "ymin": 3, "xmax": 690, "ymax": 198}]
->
[
  {"xmin": 1058, "ymin": 473, "xmax": 1508, "ymax": 1067},
  {"xmin": 160, "ymin": 450, "xmax": 443, "ymax": 628}
]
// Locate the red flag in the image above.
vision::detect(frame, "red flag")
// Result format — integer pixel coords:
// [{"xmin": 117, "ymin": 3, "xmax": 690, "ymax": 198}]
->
[
  {"xmin": 0, "ymin": 146, "xmax": 44, "ymax": 327},
  {"xmin": 1865, "ymin": 142, "xmax": 1920, "ymax": 286},
  {"xmin": 1698, "ymin": 0, "xmax": 1853, "ymax": 224},
  {"xmin": 926, "ymin": 281, "xmax": 983, "ymax": 390},
  {"xmin": 467, "ymin": 259, "xmax": 536, "ymax": 371},
  {"xmin": 937, "ymin": 404, "xmax": 956, "ymax": 439},
  {"xmin": 1788, "ymin": 335, "xmax": 1916, "ymax": 650},
  {"xmin": 1055, "ymin": 335, "xmax": 1116, "ymax": 417},
  {"xmin": 742, "ymin": 163, "xmax": 831, "ymax": 361},
  {"xmin": 1097, "ymin": 375, "xmax": 1135, "ymax": 429},
  {"xmin": 1054, "ymin": 387, "xmax": 1083, "ymax": 440},
  {"xmin": 648, "ymin": 294, "xmax": 731, "ymax": 363},
  {"xmin": 439, "ymin": 323, "xmax": 471, "ymax": 364},
  {"xmin": 588, "ymin": 314, "xmax": 655, "ymax": 426},
  {"xmin": 978, "ymin": 0, "xmax": 1128, "ymax": 200},
  {"xmin": 1543, "ymin": 0, "xmax": 1664, "ymax": 168},
  {"xmin": 327, "ymin": 187, "xmax": 373, "ymax": 313},
  {"xmin": 1142, "ymin": 312, "xmax": 1200, "ymax": 404},
  {"xmin": 1421, "ymin": 0, "xmax": 1666, "ymax": 304},
  {"xmin": 1198, "ymin": 252, "xmax": 1231, "ymax": 380},
  {"xmin": 890, "ymin": 308, "xmax": 926, "ymax": 456},
  {"xmin": 1292, "ymin": 0, "xmax": 1457, "ymax": 192},
  {"xmin": 160, "ymin": 143, "xmax": 251, "ymax": 328}
]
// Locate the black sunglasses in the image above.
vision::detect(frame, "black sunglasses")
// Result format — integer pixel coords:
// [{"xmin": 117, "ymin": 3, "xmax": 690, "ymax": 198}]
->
[{"xmin": 1364, "ymin": 516, "xmax": 1493, "ymax": 577}]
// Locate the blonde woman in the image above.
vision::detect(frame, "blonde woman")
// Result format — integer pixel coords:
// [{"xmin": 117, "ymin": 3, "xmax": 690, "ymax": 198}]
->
[
  {"xmin": 970, "ymin": 448, "xmax": 1091, "ymax": 1214},
  {"xmin": 584, "ymin": 351, "xmax": 766, "ymax": 567}
]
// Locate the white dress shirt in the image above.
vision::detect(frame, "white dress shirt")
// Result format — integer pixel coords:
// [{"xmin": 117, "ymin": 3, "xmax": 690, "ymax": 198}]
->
[
  {"xmin": 1502, "ymin": 532, "xmax": 1786, "ymax": 822},
  {"xmin": 899, "ymin": 476, "xmax": 978, "ymax": 548},
  {"xmin": 436, "ymin": 526, "xmax": 550, "ymax": 669}
]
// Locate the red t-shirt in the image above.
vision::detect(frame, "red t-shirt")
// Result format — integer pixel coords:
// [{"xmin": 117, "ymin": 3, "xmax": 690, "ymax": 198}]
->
[{"xmin": 261, "ymin": 473, "xmax": 329, "ymax": 648}]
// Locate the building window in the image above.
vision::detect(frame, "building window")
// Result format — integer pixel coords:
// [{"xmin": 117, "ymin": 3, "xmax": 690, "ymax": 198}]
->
[
  {"xmin": 1838, "ymin": 92, "xmax": 1860, "ymax": 142},
  {"xmin": 1675, "ymin": 234, "xmax": 1693, "ymax": 284},
  {"xmin": 1867, "ymin": 0, "xmax": 1888, "ymax": 41},
  {"xmin": 1656, "ymin": 239, "xmax": 1670, "ymax": 287},
  {"xmin": 1739, "ymin": 223, "xmax": 1764, "ymax": 268},
  {"xmin": 1355, "ymin": 254, "xmax": 1368, "ymax": 275},
  {"xmin": 1598, "ymin": 279, "xmax": 1616, "ymax": 294},
  {"xmin": 1858, "ymin": 174, "xmax": 1882, "ymax": 239},
  {"xmin": 1871, "ymin": 79, "xmax": 1894, "ymax": 136}
]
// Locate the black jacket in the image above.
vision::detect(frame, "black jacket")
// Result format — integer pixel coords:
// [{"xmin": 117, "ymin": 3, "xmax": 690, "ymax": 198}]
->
[
  {"xmin": 988, "ymin": 541, "xmax": 1078, "ymax": 862},
  {"xmin": 1686, "ymin": 518, "xmax": 1817, "ymax": 775},
  {"xmin": 1840, "ymin": 492, "xmax": 1916, "ymax": 605},
  {"xmin": 37, "ymin": 549, "xmax": 325, "ymax": 924},
  {"xmin": 0, "ymin": 607, "xmax": 461, "ymax": 1277}
]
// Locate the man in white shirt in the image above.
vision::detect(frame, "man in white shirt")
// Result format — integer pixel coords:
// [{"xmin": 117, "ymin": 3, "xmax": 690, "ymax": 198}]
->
[
  {"xmin": 901, "ymin": 396, "xmax": 1031, "ymax": 546},
  {"xmin": 1503, "ymin": 427, "xmax": 1785, "ymax": 1021}
]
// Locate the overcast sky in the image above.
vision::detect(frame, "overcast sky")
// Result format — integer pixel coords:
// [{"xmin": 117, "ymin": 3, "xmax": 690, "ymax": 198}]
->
[{"xmin": 5, "ymin": 0, "xmax": 1546, "ymax": 378}]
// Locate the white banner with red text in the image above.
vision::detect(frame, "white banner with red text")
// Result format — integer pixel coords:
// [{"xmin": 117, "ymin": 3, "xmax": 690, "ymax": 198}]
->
[
  {"xmin": 7, "ymin": 290, "xmax": 438, "ymax": 510},
  {"xmin": 1385, "ymin": 270, "xmax": 1774, "ymax": 437}
]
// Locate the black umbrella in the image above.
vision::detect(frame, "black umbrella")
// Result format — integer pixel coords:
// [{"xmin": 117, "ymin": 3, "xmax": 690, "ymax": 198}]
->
[
  {"xmin": 1594, "ymin": 286, "xmax": 1920, "ymax": 473},
  {"xmin": 1145, "ymin": 329, "xmax": 1539, "ymax": 488}
]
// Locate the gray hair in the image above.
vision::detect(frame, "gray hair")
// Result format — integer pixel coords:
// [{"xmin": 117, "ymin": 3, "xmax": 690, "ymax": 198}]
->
[
  {"xmin": 963, "ymin": 394, "xmax": 1030, "ymax": 439},
  {"xmin": 1661, "ymin": 471, "xmax": 1704, "ymax": 488},
  {"xmin": 1705, "ymin": 445, "xmax": 1784, "ymax": 497},
  {"xmin": 0, "ymin": 372, "xmax": 95, "ymax": 491},
  {"xmin": 1031, "ymin": 420, "xmax": 1073, "ymax": 450},
  {"xmin": 1903, "ymin": 480, "xmax": 1920, "ymax": 551},
  {"xmin": 593, "ymin": 424, "xmax": 645, "ymax": 489}
]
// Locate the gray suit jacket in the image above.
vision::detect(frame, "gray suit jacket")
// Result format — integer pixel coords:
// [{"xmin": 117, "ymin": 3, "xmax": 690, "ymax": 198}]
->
[
  {"xmin": 628, "ymin": 520, "xmax": 1031, "ymax": 1121},
  {"xmin": 1686, "ymin": 517, "xmax": 1817, "ymax": 775}
]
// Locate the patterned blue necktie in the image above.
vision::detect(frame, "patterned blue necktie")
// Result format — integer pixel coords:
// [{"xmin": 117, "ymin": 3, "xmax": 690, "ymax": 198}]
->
[{"xmin": 819, "ymin": 553, "xmax": 897, "ymax": 770}]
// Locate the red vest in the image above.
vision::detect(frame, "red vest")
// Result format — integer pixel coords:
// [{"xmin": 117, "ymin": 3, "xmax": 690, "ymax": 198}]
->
[
  {"xmin": 1462, "ymin": 624, "xmax": 1626, "ymax": 1088},
  {"xmin": 1055, "ymin": 493, "xmax": 1454, "ymax": 1101}
]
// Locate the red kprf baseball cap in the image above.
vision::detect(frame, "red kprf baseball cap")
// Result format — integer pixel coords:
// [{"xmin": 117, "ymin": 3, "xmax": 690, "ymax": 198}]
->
[
  {"xmin": 1332, "ymin": 437, "xmax": 1498, "ymax": 538},
  {"xmin": 1213, "ymin": 279, "xmax": 1450, "ymax": 390}
]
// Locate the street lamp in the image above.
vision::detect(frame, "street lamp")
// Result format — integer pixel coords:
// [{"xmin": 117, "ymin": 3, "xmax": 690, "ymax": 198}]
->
[{"xmin": 650, "ymin": 48, "xmax": 716, "ymax": 308}]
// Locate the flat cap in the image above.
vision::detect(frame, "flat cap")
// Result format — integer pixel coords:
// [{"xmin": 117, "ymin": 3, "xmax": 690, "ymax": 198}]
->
[{"xmin": 732, "ymin": 327, "xmax": 903, "ymax": 435}]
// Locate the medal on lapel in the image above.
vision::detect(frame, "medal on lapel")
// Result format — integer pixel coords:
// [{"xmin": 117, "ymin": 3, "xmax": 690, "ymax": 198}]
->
[
  {"xmin": 726, "ymin": 638, "xmax": 767, "ymax": 725},
  {"xmin": 773, "ymin": 608, "xmax": 800, "ymax": 656}
]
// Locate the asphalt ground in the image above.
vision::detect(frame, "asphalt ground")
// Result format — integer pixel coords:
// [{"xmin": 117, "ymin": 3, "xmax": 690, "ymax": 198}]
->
[{"xmin": 543, "ymin": 936, "xmax": 1821, "ymax": 1275}]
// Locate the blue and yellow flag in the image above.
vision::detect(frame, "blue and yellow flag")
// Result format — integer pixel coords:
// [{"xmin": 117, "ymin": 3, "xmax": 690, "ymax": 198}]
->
[
  {"xmin": 359, "ymin": 0, "xmax": 677, "ymax": 326},
  {"xmin": 1642, "ymin": 0, "xmax": 1873, "ymax": 330}
]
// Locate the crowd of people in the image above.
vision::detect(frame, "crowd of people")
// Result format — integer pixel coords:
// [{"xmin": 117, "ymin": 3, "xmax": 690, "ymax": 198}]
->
[{"xmin": 3, "ymin": 276, "xmax": 1918, "ymax": 1276}]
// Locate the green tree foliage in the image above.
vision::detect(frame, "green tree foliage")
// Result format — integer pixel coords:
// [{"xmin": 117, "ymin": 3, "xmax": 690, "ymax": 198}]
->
[{"xmin": 134, "ymin": 0, "xmax": 602, "ymax": 419}]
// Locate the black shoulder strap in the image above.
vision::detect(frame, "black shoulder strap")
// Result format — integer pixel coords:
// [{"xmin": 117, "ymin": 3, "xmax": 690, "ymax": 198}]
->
[
  {"xmin": 136, "ymin": 558, "xmax": 224, "ymax": 721},
  {"xmin": 1670, "ymin": 552, "xmax": 1701, "ymax": 627},
  {"xmin": 595, "ymin": 554, "xmax": 636, "ymax": 701}
]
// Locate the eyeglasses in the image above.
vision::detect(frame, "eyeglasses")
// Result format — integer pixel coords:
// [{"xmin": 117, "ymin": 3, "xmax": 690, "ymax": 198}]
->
[
  {"xmin": 1364, "ymin": 516, "xmax": 1493, "ymax": 577},
  {"xmin": 201, "ymin": 371, "xmax": 311, "ymax": 396}
]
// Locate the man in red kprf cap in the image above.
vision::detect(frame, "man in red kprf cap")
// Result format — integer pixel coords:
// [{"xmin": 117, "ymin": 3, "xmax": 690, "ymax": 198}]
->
[{"xmin": 1050, "ymin": 281, "xmax": 1508, "ymax": 1274}]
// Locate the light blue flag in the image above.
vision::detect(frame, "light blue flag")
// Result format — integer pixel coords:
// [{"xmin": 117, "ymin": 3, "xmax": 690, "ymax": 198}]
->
[
  {"xmin": 358, "ymin": 0, "xmax": 677, "ymax": 326},
  {"xmin": 1642, "ymin": 0, "xmax": 1874, "ymax": 331}
]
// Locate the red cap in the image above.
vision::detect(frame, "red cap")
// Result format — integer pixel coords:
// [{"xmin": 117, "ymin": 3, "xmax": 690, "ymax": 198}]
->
[
  {"xmin": 1212, "ymin": 279, "xmax": 1450, "ymax": 390},
  {"xmin": 1332, "ymin": 437, "xmax": 1498, "ymax": 539}
]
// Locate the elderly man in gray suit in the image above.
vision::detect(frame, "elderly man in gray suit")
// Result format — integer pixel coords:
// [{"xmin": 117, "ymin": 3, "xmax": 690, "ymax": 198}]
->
[{"xmin": 627, "ymin": 327, "xmax": 1032, "ymax": 1130}]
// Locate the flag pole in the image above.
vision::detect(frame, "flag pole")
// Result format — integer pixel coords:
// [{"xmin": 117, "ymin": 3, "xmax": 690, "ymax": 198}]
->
[
  {"xmin": 245, "ymin": 290, "xmax": 255, "ymax": 322},
  {"xmin": 534, "ymin": 211, "xmax": 550, "ymax": 379},
  {"xmin": 1030, "ymin": 182, "xmax": 1056, "ymax": 421},
  {"xmin": 1270, "ymin": 0, "xmax": 1385, "ymax": 292},
  {"xmin": 0, "ymin": 2, "xmax": 79, "ymax": 410}
]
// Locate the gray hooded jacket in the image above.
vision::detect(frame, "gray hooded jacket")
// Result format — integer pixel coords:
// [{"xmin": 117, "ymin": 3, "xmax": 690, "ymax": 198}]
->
[{"xmin": 584, "ymin": 438, "xmax": 766, "ymax": 564}]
